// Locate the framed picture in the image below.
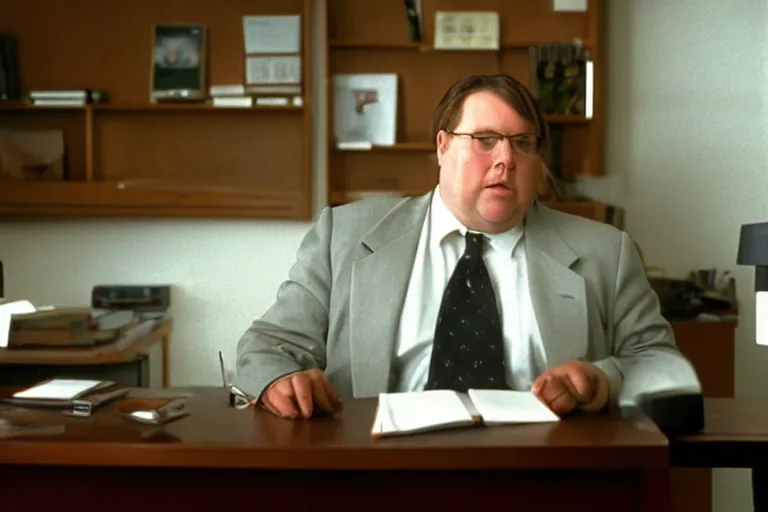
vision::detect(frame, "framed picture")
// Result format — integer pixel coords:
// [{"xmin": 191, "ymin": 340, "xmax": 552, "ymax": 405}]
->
[{"xmin": 150, "ymin": 24, "xmax": 206, "ymax": 102}]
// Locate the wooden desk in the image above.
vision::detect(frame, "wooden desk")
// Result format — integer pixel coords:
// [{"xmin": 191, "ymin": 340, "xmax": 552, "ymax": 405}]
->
[
  {"xmin": 0, "ymin": 388, "xmax": 672, "ymax": 511},
  {"xmin": 670, "ymin": 398, "xmax": 768, "ymax": 469},
  {"xmin": 0, "ymin": 318, "xmax": 172, "ymax": 387},
  {"xmin": 670, "ymin": 398, "xmax": 768, "ymax": 511}
]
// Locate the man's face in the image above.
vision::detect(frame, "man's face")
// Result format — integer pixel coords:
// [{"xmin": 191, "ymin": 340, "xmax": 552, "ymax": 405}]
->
[{"xmin": 436, "ymin": 90, "xmax": 542, "ymax": 233}]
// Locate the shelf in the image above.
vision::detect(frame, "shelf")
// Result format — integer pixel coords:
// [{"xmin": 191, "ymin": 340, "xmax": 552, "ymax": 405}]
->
[
  {"xmin": 0, "ymin": 181, "xmax": 309, "ymax": 219},
  {"xmin": 0, "ymin": 102, "xmax": 86, "ymax": 111},
  {"xmin": 329, "ymin": 40, "xmax": 594, "ymax": 51},
  {"xmin": 332, "ymin": 120, "xmax": 588, "ymax": 154},
  {"xmin": 0, "ymin": 102, "xmax": 304, "ymax": 113},
  {"xmin": 326, "ymin": 0, "xmax": 605, "ymax": 200},
  {"xmin": 546, "ymin": 115, "xmax": 592, "ymax": 125},
  {"xmin": 93, "ymin": 103, "xmax": 304, "ymax": 112},
  {"xmin": 334, "ymin": 142, "xmax": 435, "ymax": 152},
  {"xmin": 329, "ymin": 40, "xmax": 423, "ymax": 50},
  {"xmin": 3, "ymin": 0, "xmax": 314, "ymax": 220}
]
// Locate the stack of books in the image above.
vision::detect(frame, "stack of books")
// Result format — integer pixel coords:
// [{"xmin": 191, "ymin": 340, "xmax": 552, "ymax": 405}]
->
[
  {"xmin": 28, "ymin": 89, "xmax": 104, "ymax": 106},
  {"xmin": 208, "ymin": 84, "xmax": 302, "ymax": 108}
]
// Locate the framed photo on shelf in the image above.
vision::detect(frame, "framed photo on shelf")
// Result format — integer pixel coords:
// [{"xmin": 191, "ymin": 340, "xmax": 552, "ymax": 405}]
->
[{"xmin": 150, "ymin": 24, "xmax": 207, "ymax": 102}]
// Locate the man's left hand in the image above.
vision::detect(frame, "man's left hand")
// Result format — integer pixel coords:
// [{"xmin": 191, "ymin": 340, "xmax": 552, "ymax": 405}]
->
[{"xmin": 531, "ymin": 360, "xmax": 609, "ymax": 416}]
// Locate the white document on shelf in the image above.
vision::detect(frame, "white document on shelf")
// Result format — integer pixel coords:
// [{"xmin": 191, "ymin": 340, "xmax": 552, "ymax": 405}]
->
[
  {"xmin": 243, "ymin": 15, "xmax": 301, "ymax": 54},
  {"xmin": 245, "ymin": 56, "xmax": 301, "ymax": 85}
]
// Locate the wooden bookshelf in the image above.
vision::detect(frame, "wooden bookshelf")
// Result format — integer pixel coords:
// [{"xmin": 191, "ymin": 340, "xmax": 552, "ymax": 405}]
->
[
  {"xmin": 0, "ymin": 0, "xmax": 313, "ymax": 219},
  {"xmin": 326, "ymin": 0, "xmax": 606, "ymax": 214}
]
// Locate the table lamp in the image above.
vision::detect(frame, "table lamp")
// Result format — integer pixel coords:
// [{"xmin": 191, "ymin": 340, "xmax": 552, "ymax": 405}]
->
[{"xmin": 737, "ymin": 221, "xmax": 768, "ymax": 345}]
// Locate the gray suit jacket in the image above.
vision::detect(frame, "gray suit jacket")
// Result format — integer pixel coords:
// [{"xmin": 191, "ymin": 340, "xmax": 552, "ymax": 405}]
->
[{"xmin": 234, "ymin": 193, "xmax": 701, "ymax": 407}]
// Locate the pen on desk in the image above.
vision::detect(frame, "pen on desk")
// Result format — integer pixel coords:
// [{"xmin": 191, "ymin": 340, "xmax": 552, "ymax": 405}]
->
[{"xmin": 218, "ymin": 350, "xmax": 228, "ymax": 387}]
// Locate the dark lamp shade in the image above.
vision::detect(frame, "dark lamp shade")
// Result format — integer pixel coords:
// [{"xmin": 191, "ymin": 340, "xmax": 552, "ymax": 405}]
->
[{"xmin": 737, "ymin": 222, "xmax": 768, "ymax": 266}]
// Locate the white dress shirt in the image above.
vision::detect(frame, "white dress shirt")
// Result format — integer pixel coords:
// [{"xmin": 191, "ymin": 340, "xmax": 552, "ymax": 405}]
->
[{"xmin": 392, "ymin": 187, "xmax": 547, "ymax": 392}]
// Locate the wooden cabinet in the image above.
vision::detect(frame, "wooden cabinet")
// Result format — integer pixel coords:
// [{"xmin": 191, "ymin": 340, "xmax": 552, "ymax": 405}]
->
[
  {"xmin": 670, "ymin": 319, "xmax": 737, "ymax": 512},
  {"xmin": 0, "ymin": 0, "xmax": 313, "ymax": 219},
  {"xmin": 325, "ymin": 0, "xmax": 606, "ymax": 209}
]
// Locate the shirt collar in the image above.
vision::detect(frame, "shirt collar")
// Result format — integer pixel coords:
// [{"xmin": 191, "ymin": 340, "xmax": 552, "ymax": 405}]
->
[{"xmin": 429, "ymin": 186, "xmax": 525, "ymax": 256}]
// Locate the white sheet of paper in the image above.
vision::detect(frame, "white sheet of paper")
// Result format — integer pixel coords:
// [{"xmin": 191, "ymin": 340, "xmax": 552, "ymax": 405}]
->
[
  {"xmin": 468, "ymin": 389, "xmax": 560, "ymax": 425},
  {"xmin": 243, "ymin": 15, "xmax": 301, "ymax": 54},
  {"xmin": 374, "ymin": 390, "xmax": 474, "ymax": 435},
  {"xmin": 13, "ymin": 379, "xmax": 104, "ymax": 400},
  {"xmin": 0, "ymin": 300, "xmax": 36, "ymax": 348}
]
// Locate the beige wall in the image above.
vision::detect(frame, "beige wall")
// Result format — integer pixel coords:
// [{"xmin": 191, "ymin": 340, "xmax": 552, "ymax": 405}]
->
[
  {"xmin": 577, "ymin": 1, "xmax": 768, "ymax": 510},
  {"xmin": 0, "ymin": 1, "xmax": 766, "ymax": 509}
]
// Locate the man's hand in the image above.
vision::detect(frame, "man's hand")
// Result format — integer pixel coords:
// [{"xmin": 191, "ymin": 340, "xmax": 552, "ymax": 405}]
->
[
  {"xmin": 531, "ymin": 360, "xmax": 609, "ymax": 416},
  {"xmin": 260, "ymin": 369, "xmax": 342, "ymax": 420}
]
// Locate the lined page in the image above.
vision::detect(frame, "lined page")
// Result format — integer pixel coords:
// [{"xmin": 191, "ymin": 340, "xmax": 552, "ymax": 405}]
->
[
  {"xmin": 372, "ymin": 390, "xmax": 474, "ymax": 437},
  {"xmin": 468, "ymin": 389, "xmax": 560, "ymax": 425}
]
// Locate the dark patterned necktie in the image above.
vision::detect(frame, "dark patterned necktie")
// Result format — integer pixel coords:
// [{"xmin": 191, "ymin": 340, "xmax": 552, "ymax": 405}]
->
[{"xmin": 425, "ymin": 232, "xmax": 506, "ymax": 392}]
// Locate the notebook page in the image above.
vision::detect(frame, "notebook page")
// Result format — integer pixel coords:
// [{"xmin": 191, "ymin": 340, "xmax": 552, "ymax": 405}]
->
[
  {"xmin": 373, "ymin": 390, "xmax": 474, "ymax": 436},
  {"xmin": 13, "ymin": 379, "xmax": 104, "ymax": 400},
  {"xmin": 468, "ymin": 389, "xmax": 560, "ymax": 425}
]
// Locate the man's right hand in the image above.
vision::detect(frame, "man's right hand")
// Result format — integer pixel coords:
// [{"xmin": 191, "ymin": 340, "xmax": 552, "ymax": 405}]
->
[{"xmin": 260, "ymin": 369, "xmax": 342, "ymax": 420}]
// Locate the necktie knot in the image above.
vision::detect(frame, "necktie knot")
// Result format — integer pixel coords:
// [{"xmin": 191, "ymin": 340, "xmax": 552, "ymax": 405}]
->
[{"xmin": 465, "ymin": 232, "xmax": 485, "ymax": 260}]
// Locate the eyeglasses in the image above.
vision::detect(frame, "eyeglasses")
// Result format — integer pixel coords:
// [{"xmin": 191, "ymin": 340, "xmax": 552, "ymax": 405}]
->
[
  {"xmin": 447, "ymin": 131, "xmax": 541, "ymax": 156},
  {"xmin": 219, "ymin": 351, "xmax": 256, "ymax": 409}
]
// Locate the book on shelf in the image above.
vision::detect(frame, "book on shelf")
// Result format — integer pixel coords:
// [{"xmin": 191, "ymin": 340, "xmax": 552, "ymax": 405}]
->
[
  {"xmin": 529, "ymin": 42, "xmax": 593, "ymax": 118},
  {"xmin": 333, "ymin": 73, "xmax": 398, "ymax": 147},
  {"xmin": 371, "ymin": 389, "xmax": 559, "ymax": 438},
  {"xmin": 403, "ymin": 0, "xmax": 423, "ymax": 42},
  {"xmin": 242, "ymin": 15, "xmax": 303, "ymax": 105},
  {"xmin": 0, "ymin": 33, "xmax": 20, "ymax": 101},
  {"xmin": 26, "ymin": 89, "xmax": 107, "ymax": 106},
  {"xmin": 209, "ymin": 84, "xmax": 245, "ymax": 97},
  {"xmin": 208, "ymin": 84, "xmax": 301, "ymax": 108},
  {"xmin": 211, "ymin": 96, "xmax": 253, "ymax": 108}
]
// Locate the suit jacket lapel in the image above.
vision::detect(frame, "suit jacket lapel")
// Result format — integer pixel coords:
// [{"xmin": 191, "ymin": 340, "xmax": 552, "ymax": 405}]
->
[
  {"xmin": 524, "ymin": 203, "xmax": 588, "ymax": 368},
  {"xmin": 350, "ymin": 193, "xmax": 432, "ymax": 397}
]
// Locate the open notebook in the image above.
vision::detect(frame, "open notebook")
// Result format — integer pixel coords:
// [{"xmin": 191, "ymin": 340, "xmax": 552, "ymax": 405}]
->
[{"xmin": 371, "ymin": 389, "xmax": 560, "ymax": 438}]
